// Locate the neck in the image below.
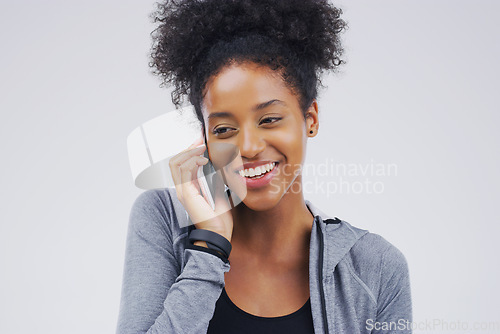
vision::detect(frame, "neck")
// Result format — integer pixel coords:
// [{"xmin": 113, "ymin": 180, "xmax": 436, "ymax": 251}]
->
[{"xmin": 230, "ymin": 189, "xmax": 315, "ymax": 265}]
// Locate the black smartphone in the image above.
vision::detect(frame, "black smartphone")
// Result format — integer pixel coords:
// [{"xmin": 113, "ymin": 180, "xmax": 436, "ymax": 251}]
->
[
  {"xmin": 196, "ymin": 143, "xmax": 243, "ymax": 210},
  {"xmin": 197, "ymin": 150, "xmax": 217, "ymax": 210}
]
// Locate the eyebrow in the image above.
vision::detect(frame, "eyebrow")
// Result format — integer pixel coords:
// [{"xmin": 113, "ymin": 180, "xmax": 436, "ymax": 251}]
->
[{"xmin": 207, "ymin": 99, "xmax": 286, "ymax": 119}]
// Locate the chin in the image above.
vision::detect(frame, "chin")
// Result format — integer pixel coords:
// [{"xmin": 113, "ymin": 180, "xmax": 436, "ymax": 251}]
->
[
  {"xmin": 237, "ymin": 191, "xmax": 284, "ymax": 212},
  {"xmin": 226, "ymin": 174, "xmax": 294, "ymax": 212}
]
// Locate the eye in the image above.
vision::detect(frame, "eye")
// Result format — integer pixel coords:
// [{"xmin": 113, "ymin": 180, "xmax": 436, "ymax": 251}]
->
[
  {"xmin": 260, "ymin": 117, "xmax": 282, "ymax": 125},
  {"xmin": 212, "ymin": 126, "xmax": 235, "ymax": 136}
]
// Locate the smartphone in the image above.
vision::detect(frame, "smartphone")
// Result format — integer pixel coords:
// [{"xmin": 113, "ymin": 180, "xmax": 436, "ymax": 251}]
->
[{"xmin": 197, "ymin": 150, "xmax": 217, "ymax": 210}]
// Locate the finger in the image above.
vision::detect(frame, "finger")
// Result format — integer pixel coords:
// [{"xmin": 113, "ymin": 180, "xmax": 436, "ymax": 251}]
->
[
  {"xmin": 170, "ymin": 146, "xmax": 205, "ymax": 202},
  {"xmin": 179, "ymin": 155, "xmax": 209, "ymax": 198},
  {"xmin": 170, "ymin": 144, "xmax": 206, "ymax": 168},
  {"xmin": 178, "ymin": 158, "xmax": 220, "ymax": 225},
  {"xmin": 169, "ymin": 144, "xmax": 206, "ymax": 192},
  {"xmin": 183, "ymin": 192, "xmax": 217, "ymax": 225},
  {"xmin": 186, "ymin": 136, "xmax": 204, "ymax": 151}
]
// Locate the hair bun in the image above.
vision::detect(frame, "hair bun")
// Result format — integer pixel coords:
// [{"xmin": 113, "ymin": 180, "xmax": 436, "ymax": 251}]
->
[{"xmin": 149, "ymin": 0, "xmax": 347, "ymax": 116}]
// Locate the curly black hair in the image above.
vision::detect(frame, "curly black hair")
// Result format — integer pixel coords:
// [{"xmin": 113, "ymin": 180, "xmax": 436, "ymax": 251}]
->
[{"xmin": 149, "ymin": 0, "xmax": 347, "ymax": 126}]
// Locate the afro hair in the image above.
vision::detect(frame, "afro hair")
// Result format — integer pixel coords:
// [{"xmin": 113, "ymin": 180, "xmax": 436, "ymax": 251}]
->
[{"xmin": 149, "ymin": 0, "xmax": 348, "ymax": 124}]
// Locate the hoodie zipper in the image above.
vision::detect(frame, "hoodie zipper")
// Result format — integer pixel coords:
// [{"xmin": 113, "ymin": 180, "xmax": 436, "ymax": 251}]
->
[{"xmin": 316, "ymin": 217, "xmax": 330, "ymax": 333}]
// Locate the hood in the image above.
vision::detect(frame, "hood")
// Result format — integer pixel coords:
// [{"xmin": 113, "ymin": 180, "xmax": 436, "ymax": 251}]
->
[
  {"xmin": 305, "ymin": 199, "xmax": 370, "ymax": 333},
  {"xmin": 305, "ymin": 199, "xmax": 369, "ymax": 278}
]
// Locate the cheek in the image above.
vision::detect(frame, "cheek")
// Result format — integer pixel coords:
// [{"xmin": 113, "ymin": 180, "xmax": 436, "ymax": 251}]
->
[
  {"xmin": 272, "ymin": 123, "xmax": 306, "ymax": 158},
  {"xmin": 207, "ymin": 142, "xmax": 241, "ymax": 170},
  {"xmin": 270, "ymin": 123, "xmax": 306, "ymax": 177}
]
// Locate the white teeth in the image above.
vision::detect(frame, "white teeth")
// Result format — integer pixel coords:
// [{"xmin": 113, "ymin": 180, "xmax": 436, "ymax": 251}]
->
[{"xmin": 239, "ymin": 162, "xmax": 276, "ymax": 178}]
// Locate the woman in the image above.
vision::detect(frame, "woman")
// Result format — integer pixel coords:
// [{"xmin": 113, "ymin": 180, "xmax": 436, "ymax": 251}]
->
[{"xmin": 117, "ymin": 0, "xmax": 412, "ymax": 333}]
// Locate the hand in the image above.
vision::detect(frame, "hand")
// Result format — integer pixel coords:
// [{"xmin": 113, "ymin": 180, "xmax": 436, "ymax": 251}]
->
[{"xmin": 169, "ymin": 137, "xmax": 234, "ymax": 243}]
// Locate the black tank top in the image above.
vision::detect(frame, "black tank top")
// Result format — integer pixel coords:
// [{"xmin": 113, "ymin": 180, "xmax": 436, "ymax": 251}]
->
[{"xmin": 207, "ymin": 287, "xmax": 315, "ymax": 333}]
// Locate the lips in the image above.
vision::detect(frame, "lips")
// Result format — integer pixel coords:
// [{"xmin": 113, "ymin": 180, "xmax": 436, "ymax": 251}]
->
[
  {"xmin": 240, "ymin": 162, "xmax": 277, "ymax": 178},
  {"xmin": 235, "ymin": 161, "xmax": 279, "ymax": 189},
  {"xmin": 235, "ymin": 160, "xmax": 278, "ymax": 177}
]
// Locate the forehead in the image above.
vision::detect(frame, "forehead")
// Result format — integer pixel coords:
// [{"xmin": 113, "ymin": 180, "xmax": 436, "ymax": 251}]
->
[{"xmin": 201, "ymin": 63, "xmax": 298, "ymax": 114}]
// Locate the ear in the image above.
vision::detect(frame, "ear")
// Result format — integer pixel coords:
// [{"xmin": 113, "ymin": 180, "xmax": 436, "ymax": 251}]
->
[{"xmin": 305, "ymin": 100, "xmax": 319, "ymax": 137}]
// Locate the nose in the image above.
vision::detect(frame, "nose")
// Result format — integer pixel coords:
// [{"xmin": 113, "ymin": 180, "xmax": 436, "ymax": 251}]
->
[{"xmin": 238, "ymin": 125, "xmax": 266, "ymax": 159}]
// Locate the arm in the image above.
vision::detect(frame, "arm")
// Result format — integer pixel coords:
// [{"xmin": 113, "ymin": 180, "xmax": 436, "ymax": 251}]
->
[
  {"xmin": 116, "ymin": 191, "xmax": 230, "ymax": 334},
  {"xmin": 372, "ymin": 245, "xmax": 413, "ymax": 334}
]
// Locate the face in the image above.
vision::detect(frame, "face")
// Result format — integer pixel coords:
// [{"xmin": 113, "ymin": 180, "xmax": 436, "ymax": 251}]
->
[{"xmin": 202, "ymin": 62, "xmax": 319, "ymax": 211}]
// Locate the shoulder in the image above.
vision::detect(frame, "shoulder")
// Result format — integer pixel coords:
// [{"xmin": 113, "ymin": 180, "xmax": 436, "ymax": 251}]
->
[
  {"xmin": 130, "ymin": 189, "xmax": 172, "ymax": 222},
  {"xmin": 347, "ymin": 229, "xmax": 409, "ymax": 278},
  {"xmin": 129, "ymin": 188, "xmax": 184, "ymax": 241},
  {"xmin": 340, "ymin": 224, "xmax": 410, "ymax": 303},
  {"xmin": 350, "ymin": 231, "xmax": 408, "ymax": 268}
]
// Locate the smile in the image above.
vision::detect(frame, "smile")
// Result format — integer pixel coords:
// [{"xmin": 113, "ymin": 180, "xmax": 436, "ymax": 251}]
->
[{"xmin": 238, "ymin": 162, "xmax": 277, "ymax": 179}]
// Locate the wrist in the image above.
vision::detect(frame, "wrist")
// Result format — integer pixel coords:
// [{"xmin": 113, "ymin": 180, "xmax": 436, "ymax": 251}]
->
[
  {"xmin": 200, "ymin": 228, "xmax": 232, "ymax": 243},
  {"xmin": 189, "ymin": 228, "xmax": 232, "ymax": 258},
  {"xmin": 193, "ymin": 240, "xmax": 208, "ymax": 248},
  {"xmin": 193, "ymin": 240, "xmax": 225, "ymax": 257}
]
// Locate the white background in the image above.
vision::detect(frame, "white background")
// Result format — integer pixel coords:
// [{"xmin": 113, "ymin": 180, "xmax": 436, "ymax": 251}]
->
[{"xmin": 0, "ymin": 0, "xmax": 498, "ymax": 333}]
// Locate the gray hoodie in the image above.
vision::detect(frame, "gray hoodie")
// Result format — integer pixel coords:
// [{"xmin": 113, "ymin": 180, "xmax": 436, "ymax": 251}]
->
[{"xmin": 116, "ymin": 188, "xmax": 412, "ymax": 333}]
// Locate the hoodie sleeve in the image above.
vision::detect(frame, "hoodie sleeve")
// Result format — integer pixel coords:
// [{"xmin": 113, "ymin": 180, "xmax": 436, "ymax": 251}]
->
[
  {"xmin": 372, "ymin": 244, "xmax": 413, "ymax": 334},
  {"xmin": 116, "ymin": 191, "xmax": 231, "ymax": 334}
]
